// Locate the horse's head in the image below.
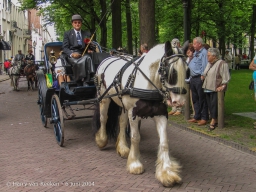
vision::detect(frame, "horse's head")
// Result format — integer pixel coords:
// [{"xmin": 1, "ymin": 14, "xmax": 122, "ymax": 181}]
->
[
  {"xmin": 159, "ymin": 41, "xmax": 190, "ymax": 107},
  {"xmin": 16, "ymin": 61, "xmax": 23, "ymax": 68}
]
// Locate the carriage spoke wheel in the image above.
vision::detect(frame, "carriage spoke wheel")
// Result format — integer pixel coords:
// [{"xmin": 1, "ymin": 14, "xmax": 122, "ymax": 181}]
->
[
  {"xmin": 38, "ymin": 89, "xmax": 47, "ymax": 127},
  {"xmin": 51, "ymin": 94, "xmax": 64, "ymax": 147}
]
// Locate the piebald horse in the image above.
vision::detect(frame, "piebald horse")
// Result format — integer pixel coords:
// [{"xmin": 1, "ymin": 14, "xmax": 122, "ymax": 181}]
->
[
  {"xmin": 93, "ymin": 41, "xmax": 188, "ymax": 187},
  {"xmin": 8, "ymin": 61, "xmax": 21, "ymax": 91}
]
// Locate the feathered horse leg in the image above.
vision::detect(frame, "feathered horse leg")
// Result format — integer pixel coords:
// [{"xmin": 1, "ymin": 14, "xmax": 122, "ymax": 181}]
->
[
  {"xmin": 95, "ymin": 98, "xmax": 111, "ymax": 149},
  {"xmin": 154, "ymin": 116, "xmax": 181, "ymax": 187},
  {"xmin": 126, "ymin": 110, "xmax": 144, "ymax": 174},
  {"xmin": 15, "ymin": 76, "xmax": 19, "ymax": 91},
  {"xmin": 116, "ymin": 110, "xmax": 130, "ymax": 158}
]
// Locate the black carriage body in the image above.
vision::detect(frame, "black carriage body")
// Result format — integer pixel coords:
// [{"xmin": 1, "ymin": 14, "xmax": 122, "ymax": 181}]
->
[{"xmin": 37, "ymin": 41, "xmax": 110, "ymax": 120}]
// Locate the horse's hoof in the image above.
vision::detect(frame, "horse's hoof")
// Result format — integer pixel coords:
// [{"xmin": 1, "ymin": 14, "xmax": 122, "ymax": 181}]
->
[
  {"xmin": 155, "ymin": 160, "xmax": 182, "ymax": 187},
  {"xmin": 116, "ymin": 144, "xmax": 130, "ymax": 158},
  {"xmin": 127, "ymin": 161, "xmax": 144, "ymax": 174},
  {"xmin": 95, "ymin": 132, "xmax": 108, "ymax": 149}
]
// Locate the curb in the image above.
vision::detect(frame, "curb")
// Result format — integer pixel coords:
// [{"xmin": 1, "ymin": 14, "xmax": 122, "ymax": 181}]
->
[
  {"xmin": 170, "ymin": 121, "xmax": 256, "ymax": 157},
  {"xmin": 0, "ymin": 77, "xmax": 10, "ymax": 82}
]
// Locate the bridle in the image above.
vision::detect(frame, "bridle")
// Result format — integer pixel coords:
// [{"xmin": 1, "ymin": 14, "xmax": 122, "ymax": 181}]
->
[{"xmin": 158, "ymin": 54, "xmax": 187, "ymax": 98}]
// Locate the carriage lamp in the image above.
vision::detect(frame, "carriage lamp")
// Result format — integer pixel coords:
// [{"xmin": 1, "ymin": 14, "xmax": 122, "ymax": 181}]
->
[{"xmin": 33, "ymin": 41, "xmax": 37, "ymax": 60}]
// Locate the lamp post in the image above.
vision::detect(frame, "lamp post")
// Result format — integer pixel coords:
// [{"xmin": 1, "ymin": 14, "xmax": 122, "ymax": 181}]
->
[
  {"xmin": 33, "ymin": 41, "xmax": 37, "ymax": 60},
  {"xmin": 182, "ymin": 0, "xmax": 190, "ymax": 120},
  {"xmin": 182, "ymin": 0, "xmax": 189, "ymax": 41}
]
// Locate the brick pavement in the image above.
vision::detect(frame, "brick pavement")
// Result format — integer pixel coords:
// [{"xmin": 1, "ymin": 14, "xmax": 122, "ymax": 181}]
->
[{"xmin": 1, "ymin": 79, "xmax": 256, "ymax": 192}]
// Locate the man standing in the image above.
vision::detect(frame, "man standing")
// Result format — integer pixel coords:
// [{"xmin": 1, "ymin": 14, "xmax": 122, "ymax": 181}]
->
[
  {"xmin": 188, "ymin": 37, "xmax": 208, "ymax": 125},
  {"xmin": 224, "ymin": 49, "xmax": 232, "ymax": 74},
  {"xmin": 62, "ymin": 14, "xmax": 94, "ymax": 85}
]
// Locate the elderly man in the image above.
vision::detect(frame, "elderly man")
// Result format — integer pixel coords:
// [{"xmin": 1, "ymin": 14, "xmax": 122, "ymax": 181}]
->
[
  {"xmin": 62, "ymin": 14, "xmax": 94, "ymax": 85},
  {"xmin": 224, "ymin": 49, "xmax": 232, "ymax": 74},
  {"xmin": 188, "ymin": 37, "xmax": 209, "ymax": 125}
]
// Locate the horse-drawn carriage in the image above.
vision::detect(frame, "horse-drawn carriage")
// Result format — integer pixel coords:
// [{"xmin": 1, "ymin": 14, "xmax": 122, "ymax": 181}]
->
[
  {"xmin": 9, "ymin": 56, "xmax": 38, "ymax": 91},
  {"xmin": 36, "ymin": 41, "xmax": 110, "ymax": 146},
  {"xmin": 37, "ymin": 40, "xmax": 190, "ymax": 187}
]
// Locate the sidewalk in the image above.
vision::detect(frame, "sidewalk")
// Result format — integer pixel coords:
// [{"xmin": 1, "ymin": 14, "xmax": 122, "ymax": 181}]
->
[{"xmin": 0, "ymin": 74, "xmax": 10, "ymax": 82}]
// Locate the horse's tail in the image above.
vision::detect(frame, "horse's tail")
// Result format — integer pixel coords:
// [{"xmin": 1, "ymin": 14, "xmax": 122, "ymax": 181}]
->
[{"xmin": 92, "ymin": 99, "xmax": 120, "ymax": 139}]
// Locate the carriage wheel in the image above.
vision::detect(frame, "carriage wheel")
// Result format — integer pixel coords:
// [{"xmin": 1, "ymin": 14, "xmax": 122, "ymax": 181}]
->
[
  {"xmin": 38, "ymin": 89, "xmax": 48, "ymax": 127},
  {"xmin": 126, "ymin": 120, "xmax": 141, "ymax": 138},
  {"xmin": 51, "ymin": 94, "xmax": 64, "ymax": 147}
]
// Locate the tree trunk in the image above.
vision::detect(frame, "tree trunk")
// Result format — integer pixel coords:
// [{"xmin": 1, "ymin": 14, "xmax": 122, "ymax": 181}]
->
[
  {"xmin": 99, "ymin": 0, "xmax": 107, "ymax": 47},
  {"xmin": 187, "ymin": 0, "xmax": 192, "ymax": 41},
  {"xmin": 217, "ymin": 2, "xmax": 226, "ymax": 59},
  {"xmin": 250, "ymin": 4, "xmax": 256, "ymax": 59},
  {"xmin": 125, "ymin": 0, "xmax": 133, "ymax": 54},
  {"xmin": 139, "ymin": 0, "xmax": 155, "ymax": 49},
  {"xmin": 239, "ymin": 36, "xmax": 242, "ymax": 55},
  {"xmin": 112, "ymin": 0, "xmax": 122, "ymax": 49},
  {"xmin": 89, "ymin": 1, "xmax": 96, "ymax": 41}
]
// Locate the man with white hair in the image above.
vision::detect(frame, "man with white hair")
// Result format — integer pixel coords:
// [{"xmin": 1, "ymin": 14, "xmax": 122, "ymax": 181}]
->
[
  {"xmin": 188, "ymin": 37, "xmax": 209, "ymax": 125},
  {"xmin": 62, "ymin": 14, "xmax": 94, "ymax": 86}
]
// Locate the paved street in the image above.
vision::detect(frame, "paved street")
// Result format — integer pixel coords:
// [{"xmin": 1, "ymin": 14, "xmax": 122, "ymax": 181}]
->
[{"xmin": 1, "ymin": 78, "xmax": 256, "ymax": 192}]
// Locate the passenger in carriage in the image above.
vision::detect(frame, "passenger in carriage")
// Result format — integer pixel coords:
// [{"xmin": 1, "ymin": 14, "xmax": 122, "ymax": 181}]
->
[
  {"xmin": 62, "ymin": 14, "xmax": 95, "ymax": 86},
  {"xmin": 24, "ymin": 49, "xmax": 35, "ymax": 65},
  {"xmin": 54, "ymin": 50, "xmax": 71, "ymax": 86}
]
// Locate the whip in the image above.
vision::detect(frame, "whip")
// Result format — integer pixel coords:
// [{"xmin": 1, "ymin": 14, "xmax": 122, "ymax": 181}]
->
[{"xmin": 82, "ymin": 0, "xmax": 115, "ymax": 56}]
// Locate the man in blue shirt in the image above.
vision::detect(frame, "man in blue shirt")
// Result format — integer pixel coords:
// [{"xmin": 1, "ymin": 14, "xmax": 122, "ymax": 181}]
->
[{"xmin": 188, "ymin": 37, "xmax": 209, "ymax": 125}]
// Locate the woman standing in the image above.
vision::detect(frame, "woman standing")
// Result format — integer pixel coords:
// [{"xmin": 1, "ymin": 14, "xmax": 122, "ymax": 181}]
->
[{"xmin": 201, "ymin": 48, "xmax": 230, "ymax": 131}]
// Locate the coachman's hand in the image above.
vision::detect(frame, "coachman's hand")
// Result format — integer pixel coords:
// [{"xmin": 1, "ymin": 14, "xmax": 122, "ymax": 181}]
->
[{"xmin": 72, "ymin": 53, "xmax": 81, "ymax": 58}]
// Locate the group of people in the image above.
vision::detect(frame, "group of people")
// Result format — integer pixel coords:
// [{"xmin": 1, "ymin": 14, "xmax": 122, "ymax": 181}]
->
[
  {"xmin": 1, "ymin": 49, "xmax": 35, "ymax": 75},
  {"xmin": 224, "ymin": 50, "xmax": 252, "ymax": 71},
  {"xmin": 168, "ymin": 37, "xmax": 231, "ymax": 131}
]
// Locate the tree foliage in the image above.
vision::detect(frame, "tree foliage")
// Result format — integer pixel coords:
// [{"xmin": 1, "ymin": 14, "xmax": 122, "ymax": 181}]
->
[{"xmin": 20, "ymin": 0, "xmax": 256, "ymax": 55}]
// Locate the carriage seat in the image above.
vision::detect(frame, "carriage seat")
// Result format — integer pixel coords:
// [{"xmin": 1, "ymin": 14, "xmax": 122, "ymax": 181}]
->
[
  {"xmin": 60, "ymin": 52, "xmax": 110, "ymax": 84},
  {"xmin": 59, "ymin": 54, "xmax": 73, "ymax": 75}
]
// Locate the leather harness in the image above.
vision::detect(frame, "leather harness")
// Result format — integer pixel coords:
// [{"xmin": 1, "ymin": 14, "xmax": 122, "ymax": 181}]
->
[{"xmin": 95, "ymin": 54, "xmax": 187, "ymax": 107}]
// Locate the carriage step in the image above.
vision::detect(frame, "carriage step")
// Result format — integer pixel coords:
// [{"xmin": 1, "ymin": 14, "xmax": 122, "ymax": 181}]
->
[{"xmin": 49, "ymin": 118, "xmax": 58, "ymax": 124}]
